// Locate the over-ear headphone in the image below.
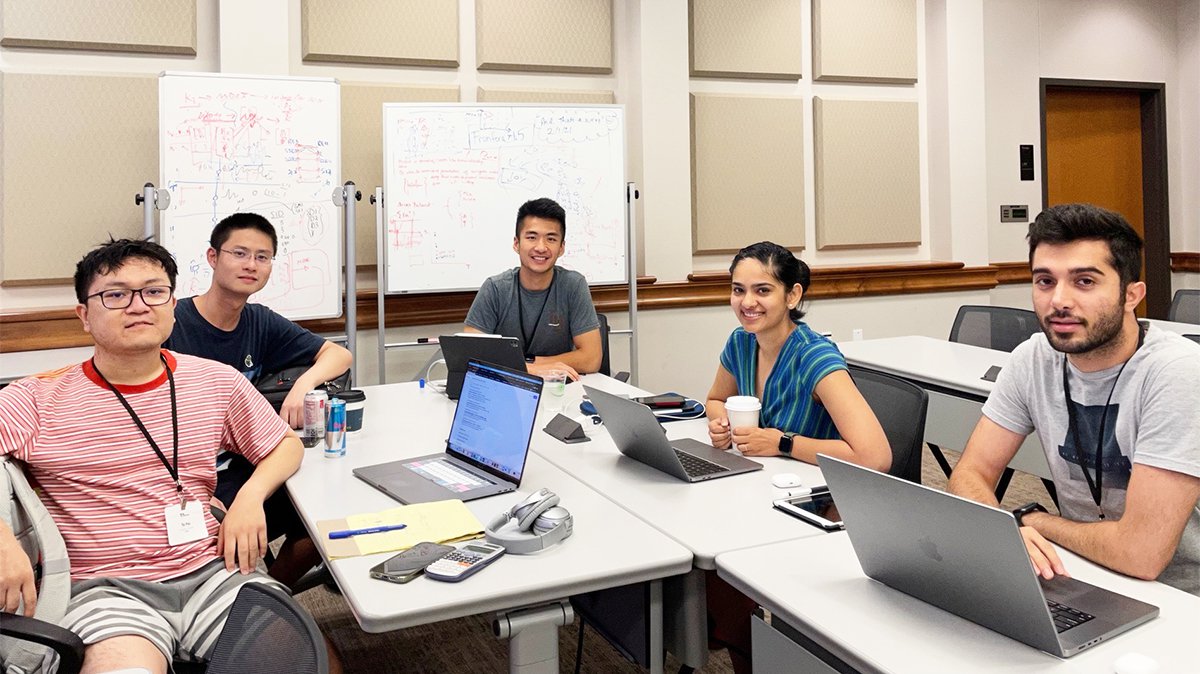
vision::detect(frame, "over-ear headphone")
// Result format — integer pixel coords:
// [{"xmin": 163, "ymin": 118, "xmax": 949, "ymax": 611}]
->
[{"xmin": 485, "ymin": 488, "xmax": 573, "ymax": 554}]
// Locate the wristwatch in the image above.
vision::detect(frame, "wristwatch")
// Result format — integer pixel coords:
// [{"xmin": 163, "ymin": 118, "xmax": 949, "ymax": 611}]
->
[
  {"xmin": 778, "ymin": 432, "xmax": 797, "ymax": 456},
  {"xmin": 1012, "ymin": 501, "xmax": 1048, "ymax": 527}
]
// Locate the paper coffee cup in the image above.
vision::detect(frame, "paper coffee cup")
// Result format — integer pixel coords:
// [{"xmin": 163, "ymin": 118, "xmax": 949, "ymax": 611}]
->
[{"xmin": 725, "ymin": 395, "xmax": 761, "ymax": 431}]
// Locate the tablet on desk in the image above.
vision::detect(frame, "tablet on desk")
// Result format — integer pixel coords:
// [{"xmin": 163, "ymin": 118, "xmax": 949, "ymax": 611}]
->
[{"xmin": 773, "ymin": 487, "xmax": 843, "ymax": 531}]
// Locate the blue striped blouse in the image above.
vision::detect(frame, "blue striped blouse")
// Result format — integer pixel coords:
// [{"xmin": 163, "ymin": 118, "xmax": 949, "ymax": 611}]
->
[{"xmin": 719, "ymin": 323, "xmax": 846, "ymax": 439}]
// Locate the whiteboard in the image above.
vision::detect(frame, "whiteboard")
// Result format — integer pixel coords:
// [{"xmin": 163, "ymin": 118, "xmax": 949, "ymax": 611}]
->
[
  {"xmin": 382, "ymin": 104, "xmax": 626, "ymax": 293},
  {"xmin": 159, "ymin": 72, "xmax": 342, "ymax": 320}
]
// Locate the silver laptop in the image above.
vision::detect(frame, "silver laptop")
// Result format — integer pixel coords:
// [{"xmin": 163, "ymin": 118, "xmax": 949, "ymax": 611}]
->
[
  {"xmin": 438, "ymin": 334, "xmax": 527, "ymax": 400},
  {"xmin": 584, "ymin": 386, "xmax": 762, "ymax": 482},
  {"xmin": 354, "ymin": 360, "xmax": 542, "ymax": 504},
  {"xmin": 818, "ymin": 455, "xmax": 1158, "ymax": 658}
]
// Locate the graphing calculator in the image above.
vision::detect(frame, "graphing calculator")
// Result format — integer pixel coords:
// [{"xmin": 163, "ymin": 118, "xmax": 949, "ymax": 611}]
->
[{"xmin": 424, "ymin": 541, "xmax": 506, "ymax": 582}]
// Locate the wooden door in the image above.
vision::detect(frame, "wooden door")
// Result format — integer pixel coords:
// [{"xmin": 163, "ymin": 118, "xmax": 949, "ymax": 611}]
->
[{"xmin": 1044, "ymin": 87, "xmax": 1146, "ymax": 314}]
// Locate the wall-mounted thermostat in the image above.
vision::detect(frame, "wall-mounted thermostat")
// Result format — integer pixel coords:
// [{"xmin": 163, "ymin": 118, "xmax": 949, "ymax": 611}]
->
[{"xmin": 1001, "ymin": 205, "xmax": 1029, "ymax": 223}]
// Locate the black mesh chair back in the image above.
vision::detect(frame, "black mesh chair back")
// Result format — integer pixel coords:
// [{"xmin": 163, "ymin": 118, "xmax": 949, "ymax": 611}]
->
[
  {"xmin": 1169, "ymin": 289, "xmax": 1200, "ymax": 324},
  {"xmin": 948, "ymin": 305, "xmax": 1040, "ymax": 353},
  {"xmin": 597, "ymin": 313, "xmax": 612, "ymax": 377},
  {"xmin": 847, "ymin": 366, "xmax": 927, "ymax": 484},
  {"xmin": 204, "ymin": 583, "xmax": 328, "ymax": 674}
]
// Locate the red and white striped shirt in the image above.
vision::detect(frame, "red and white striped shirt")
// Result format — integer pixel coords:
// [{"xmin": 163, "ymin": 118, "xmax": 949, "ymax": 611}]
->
[{"xmin": 0, "ymin": 350, "xmax": 290, "ymax": 582}]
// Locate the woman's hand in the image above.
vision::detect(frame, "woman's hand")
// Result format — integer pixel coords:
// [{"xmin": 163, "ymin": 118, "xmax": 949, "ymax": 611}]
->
[
  {"xmin": 731, "ymin": 426, "xmax": 784, "ymax": 457},
  {"xmin": 708, "ymin": 416, "xmax": 732, "ymax": 449}
]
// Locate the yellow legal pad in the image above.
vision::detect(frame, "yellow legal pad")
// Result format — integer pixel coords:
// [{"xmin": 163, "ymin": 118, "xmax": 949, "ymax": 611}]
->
[{"xmin": 316, "ymin": 499, "xmax": 485, "ymax": 559}]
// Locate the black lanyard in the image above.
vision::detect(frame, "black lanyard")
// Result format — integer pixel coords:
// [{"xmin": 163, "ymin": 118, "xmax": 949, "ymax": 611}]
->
[
  {"xmin": 92, "ymin": 354, "xmax": 183, "ymax": 506},
  {"xmin": 515, "ymin": 268, "xmax": 555, "ymax": 359},
  {"xmin": 1061, "ymin": 326, "xmax": 1144, "ymax": 519}
]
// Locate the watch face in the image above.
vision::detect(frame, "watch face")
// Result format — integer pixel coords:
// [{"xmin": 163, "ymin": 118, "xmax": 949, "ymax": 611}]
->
[{"xmin": 779, "ymin": 433, "xmax": 793, "ymax": 455}]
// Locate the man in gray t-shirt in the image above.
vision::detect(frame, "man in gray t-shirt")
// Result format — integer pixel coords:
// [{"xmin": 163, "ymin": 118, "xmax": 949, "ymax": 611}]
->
[
  {"xmin": 950, "ymin": 204, "xmax": 1200, "ymax": 596},
  {"xmin": 464, "ymin": 198, "xmax": 601, "ymax": 380}
]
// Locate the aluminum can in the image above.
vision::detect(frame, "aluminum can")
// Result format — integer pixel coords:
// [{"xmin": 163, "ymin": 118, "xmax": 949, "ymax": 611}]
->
[
  {"xmin": 302, "ymin": 390, "xmax": 328, "ymax": 450},
  {"xmin": 324, "ymin": 397, "xmax": 347, "ymax": 458}
]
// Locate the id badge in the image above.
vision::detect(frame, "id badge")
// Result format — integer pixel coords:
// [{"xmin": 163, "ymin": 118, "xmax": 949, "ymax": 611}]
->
[{"xmin": 165, "ymin": 500, "xmax": 207, "ymax": 547}]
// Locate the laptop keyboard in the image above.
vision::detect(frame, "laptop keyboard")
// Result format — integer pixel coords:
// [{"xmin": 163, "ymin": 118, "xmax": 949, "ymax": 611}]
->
[
  {"xmin": 407, "ymin": 459, "xmax": 492, "ymax": 491},
  {"xmin": 1047, "ymin": 599, "xmax": 1095, "ymax": 633},
  {"xmin": 673, "ymin": 449, "xmax": 727, "ymax": 478}
]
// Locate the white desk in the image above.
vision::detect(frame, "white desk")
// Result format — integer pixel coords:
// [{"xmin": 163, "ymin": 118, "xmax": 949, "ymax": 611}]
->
[
  {"xmin": 285, "ymin": 382, "xmax": 693, "ymax": 673},
  {"xmin": 1142, "ymin": 317, "xmax": 1199, "ymax": 335},
  {"xmin": 837, "ymin": 336, "xmax": 1052, "ymax": 481},
  {"xmin": 533, "ymin": 375, "xmax": 831, "ymax": 668},
  {"xmin": 717, "ymin": 533, "xmax": 1200, "ymax": 674},
  {"xmin": 0, "ymin": 346, "xmax": 93, "ymax": 384}
]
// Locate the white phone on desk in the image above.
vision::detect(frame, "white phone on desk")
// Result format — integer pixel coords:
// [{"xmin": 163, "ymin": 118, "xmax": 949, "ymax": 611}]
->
[{"xmin": 424, "ymin": 541, "xmax": 506, "ymax": 582}]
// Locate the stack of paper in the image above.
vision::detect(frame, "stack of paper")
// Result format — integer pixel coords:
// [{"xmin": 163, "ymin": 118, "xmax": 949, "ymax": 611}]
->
[{"xmin": 316, "ymin": 499, "xmax": 485, "ymax": 559}]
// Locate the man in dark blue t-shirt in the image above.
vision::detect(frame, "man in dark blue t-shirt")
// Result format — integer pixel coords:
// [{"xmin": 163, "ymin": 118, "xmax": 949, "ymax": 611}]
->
[{"xmin": 165, "ymin": 212, "xmax": 352, "ymax": 587}]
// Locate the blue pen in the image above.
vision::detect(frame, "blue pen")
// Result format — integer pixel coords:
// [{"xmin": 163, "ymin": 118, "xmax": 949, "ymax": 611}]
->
[{"xmin": 327, "ymin": 523, "xmax": 407, "ymax": 539}]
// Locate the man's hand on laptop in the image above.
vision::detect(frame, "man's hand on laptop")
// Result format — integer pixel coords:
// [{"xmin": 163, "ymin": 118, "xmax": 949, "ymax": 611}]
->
[
  {"xmin": 1019, "ymin": 523, "xmax": 1070, "ymax": 580},
  {"xmin": 528, "ymin": 360, "xmax": 579, "ymax": 381},
  {"xmin": 0, "ymin": 529, "xmax": 37, "ymax": 616}
]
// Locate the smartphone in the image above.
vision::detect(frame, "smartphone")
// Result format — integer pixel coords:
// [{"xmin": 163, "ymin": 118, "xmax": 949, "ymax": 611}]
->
[
  {"xmin": 369, "ymin": 542, "xmax": 455, "ymax": 583},
  {"xmin": 631, "ymin": 394, "xmax": 687, "ymax": 409},
  {"xmin": 773, "ymin": 487, "xmax": 844, "ymax": 531},
  {"xmin": 981, "ymin": 365, "xmax": 1002, "ymax": 382}
]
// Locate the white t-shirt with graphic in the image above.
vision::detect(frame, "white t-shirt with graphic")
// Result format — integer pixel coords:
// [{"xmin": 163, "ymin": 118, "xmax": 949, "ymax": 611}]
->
[{"xmin": 983, "ymin": 325, "xmax": 1200, "ymax": 595}]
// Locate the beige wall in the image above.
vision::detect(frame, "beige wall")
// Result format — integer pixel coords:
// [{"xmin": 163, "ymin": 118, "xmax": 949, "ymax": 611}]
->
[{"xmin": 2, "ymin": 0, "xmax": 1197, "ymax": 384}]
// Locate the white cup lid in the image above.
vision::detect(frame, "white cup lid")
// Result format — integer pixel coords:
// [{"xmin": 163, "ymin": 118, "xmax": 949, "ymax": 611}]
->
[{"xmin": 725, "ymin": 395, "xmax": 761, "ymax": 411}]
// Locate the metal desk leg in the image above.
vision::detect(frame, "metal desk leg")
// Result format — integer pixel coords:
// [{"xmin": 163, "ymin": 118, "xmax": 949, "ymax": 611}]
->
[
  {"xmin": 928, "ymin": 443, "xmax": 955, "ymax": 478},
  {"xmin": 664, "ymin": 569, "xmax": 709, "ymax": 670},
  {"xmin": 649, "ymin": 579, "xmax": 664, "ymax": 674},
  {"xmin": 493, "ymin": 600, "xmax": 574, "ymax": 674}
]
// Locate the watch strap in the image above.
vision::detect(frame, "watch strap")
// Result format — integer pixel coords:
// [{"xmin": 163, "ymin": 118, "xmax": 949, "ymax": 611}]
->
[{"xmin": 1012, "ymin": 501, "xmax": 1048, "ymax": 527}]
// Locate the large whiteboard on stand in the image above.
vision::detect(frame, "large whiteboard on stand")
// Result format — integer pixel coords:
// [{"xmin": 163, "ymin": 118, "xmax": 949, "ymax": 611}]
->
[
  {"xmin": 382, "ymin": 104, "xmax": 626, "ymax": 293},
  {"xmin": 159, "ymin": 72, "xmax": 342, "ymax": 320}
]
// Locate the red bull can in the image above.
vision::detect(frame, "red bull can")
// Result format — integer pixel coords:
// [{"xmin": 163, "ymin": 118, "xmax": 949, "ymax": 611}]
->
[
  {"xmin": 303, "ymin": 390, "xmax": 328, "ymax": 450},
  {"xmin": 325, "ymin": 397, "xmax": 346, "ymax": 458}
]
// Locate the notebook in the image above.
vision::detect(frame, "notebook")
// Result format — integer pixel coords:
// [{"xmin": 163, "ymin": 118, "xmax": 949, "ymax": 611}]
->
[
  {"xmin": 583, "ymin": 386, "xmax": 761, "ymax": 482},
  {"xmin": 438, "ymin": 334, "xmax": 527, "ymax": 399},
  {"xmin": 817, "ymin": 454, "xmax": 1158, "ymax": 657},
  {"xmin": 354, "ymin": 360, "xmax": 542, "ymax": 504}
]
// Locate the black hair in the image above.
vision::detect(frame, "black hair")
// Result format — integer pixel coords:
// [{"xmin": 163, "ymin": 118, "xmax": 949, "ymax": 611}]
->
[
  {"xmin": 514, "ymin": 198, "xmax": 567, "ymax": 239},
  {"xmin": 210, "ymin": 212, "xmax": 278, "ymax": 254},
  {"xmin": 1027, "ymin": 203, "xmax": 1143, "ymax": 288},
  {"xmin": 74, "ymin": 237, "xmax": 178, "ymax": 304},
  {"xmin": 729, "ymin": 241, "xmax": 811, "ymax": 322}
]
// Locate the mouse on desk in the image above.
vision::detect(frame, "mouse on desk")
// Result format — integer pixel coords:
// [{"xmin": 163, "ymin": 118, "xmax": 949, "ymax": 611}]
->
[
  {"xmin": 1112, "ymin": 651, "xmax": 1160, "ymax": 674},
  {"xmin": 771, "ymin": 473, "xmax": 802, "ymax": 489}
]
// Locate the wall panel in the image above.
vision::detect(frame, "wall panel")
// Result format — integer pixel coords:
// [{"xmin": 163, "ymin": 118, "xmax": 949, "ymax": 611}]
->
[
  {"xmin": 476, "ymin": 0, "xmax": 612, "ymax": 73},
  {"xmin": 301, "ymin": 0, "xmax": 458, "ymax": 67},
  {"xmin": 690, "ymin": 0, "xmax": 803, "ymax": 79},
  {"xmin": 1, "ymin": 0, "xmax": 195, "ymax": 55},
  {"xmin": 813, "ymin": 0, "xmax": 917, "ymax": 82}
]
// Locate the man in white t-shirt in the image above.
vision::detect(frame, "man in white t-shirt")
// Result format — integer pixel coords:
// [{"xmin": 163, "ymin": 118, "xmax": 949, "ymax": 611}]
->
[{"xmin": 949, "ymin": 204, "xmax": 1200, "ymax": 595}]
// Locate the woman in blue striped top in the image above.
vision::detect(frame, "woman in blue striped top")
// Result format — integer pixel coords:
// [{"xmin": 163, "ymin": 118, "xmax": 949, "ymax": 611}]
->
[{"xmin": 706, "ymin": 241, "xmax": 890, "ymax": 471}]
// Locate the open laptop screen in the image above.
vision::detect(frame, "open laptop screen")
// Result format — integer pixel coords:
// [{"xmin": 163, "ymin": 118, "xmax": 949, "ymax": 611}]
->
[{"xmin": 446, "ymin": 360, "xmax": 543, "ymax": 482}]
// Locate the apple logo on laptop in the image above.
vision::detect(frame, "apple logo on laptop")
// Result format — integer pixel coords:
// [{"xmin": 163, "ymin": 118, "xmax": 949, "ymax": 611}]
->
[{"xmin": 918, "ymin": 536, "xmax": 944, "ymax": 562}]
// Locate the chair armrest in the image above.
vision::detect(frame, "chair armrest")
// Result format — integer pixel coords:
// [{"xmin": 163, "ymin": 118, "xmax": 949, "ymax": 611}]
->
[{"xmin": 0, "ymin": 612, "xmax": 86, "ymax": 674}]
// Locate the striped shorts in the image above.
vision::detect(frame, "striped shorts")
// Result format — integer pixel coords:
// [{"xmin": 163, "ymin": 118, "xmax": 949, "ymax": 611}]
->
[{"xmin": 60, "ymin": 559, "xmax": 287, "ymax": 665}]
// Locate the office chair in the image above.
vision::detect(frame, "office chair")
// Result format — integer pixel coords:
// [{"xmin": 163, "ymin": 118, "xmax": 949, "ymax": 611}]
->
[
  {"xmin": 0, "ymin": 614, "xmax": 85, "ymax": 674},
  {"xmin": 948, "ymin": 304, "xmax": 1041, "ymax": 353},
  {"xmin": 940, "ymin": 305, "xmax": 1057, "ymax": 506},
  {"xmin": 596, "ymin": 313, "xmax": 630, "ymax": 382},
  {"xmin": 1168, "ymin": 289, "xmax": 1200, "ymax": 324},
  {"xmin": 848, "ymin": 366, "xmax": 926, "ymax": 484},
  {"xmin": 203, "ymin": 584, "xmax": 329, "ymax": 674}
]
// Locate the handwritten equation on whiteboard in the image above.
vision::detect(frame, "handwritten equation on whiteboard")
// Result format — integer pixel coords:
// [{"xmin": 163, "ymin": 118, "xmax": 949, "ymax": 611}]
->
[
  {"xmin": 383, "ymin": 105, "xmax": 627, "ymax": 294},
  {"xmin": 159, "ymin": 75, "xmax": 342, "ymax": 320}
]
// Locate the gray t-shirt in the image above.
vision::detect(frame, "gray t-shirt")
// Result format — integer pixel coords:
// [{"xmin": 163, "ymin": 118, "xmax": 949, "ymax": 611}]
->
[
  {"xmin": 464, "ymin": 266, "xmax": 599, "ymax": 358},
  {"xmin": 982, "ymin": 325, "xmax": 1200, "ymax": 595}
]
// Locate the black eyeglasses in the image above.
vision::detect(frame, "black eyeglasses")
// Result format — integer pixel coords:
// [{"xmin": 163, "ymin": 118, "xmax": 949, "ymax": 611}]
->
[
  {"xmin": 220, "ymin": 248, "xmax": 274, "ymax": 265},
  {"xmin": 86, "ymin": 286, "xmax": 174, "ymax": 309}
]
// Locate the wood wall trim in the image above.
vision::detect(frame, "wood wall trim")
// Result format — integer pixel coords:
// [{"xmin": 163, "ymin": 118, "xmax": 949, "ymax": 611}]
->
[
  {"xmin": 992, "ymin": 261, "xmax": 1032, "ymax": 284},
  {"xmin": 2, "ymin": 263, "xmax": 1001, "ymax": 353},
  {"xmin": 1171, "ymin": 252, "xmax": 1200, "ymax": 273}
]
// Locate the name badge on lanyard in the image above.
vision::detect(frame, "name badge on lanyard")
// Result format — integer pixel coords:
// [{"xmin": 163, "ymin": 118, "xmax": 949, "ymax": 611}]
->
[{"xmin": 165, "ymin": 500, "xmax": 207, "ymax": 546}]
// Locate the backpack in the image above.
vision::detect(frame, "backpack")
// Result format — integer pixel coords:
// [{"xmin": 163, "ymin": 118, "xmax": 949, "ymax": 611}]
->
[
  {"xmin": 0, "ymin": 456, "xmax": 70, "ymax": 674},
  {"xmin": 253, "ymin": 367, "xmax": 350, "ymax": 412}
]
